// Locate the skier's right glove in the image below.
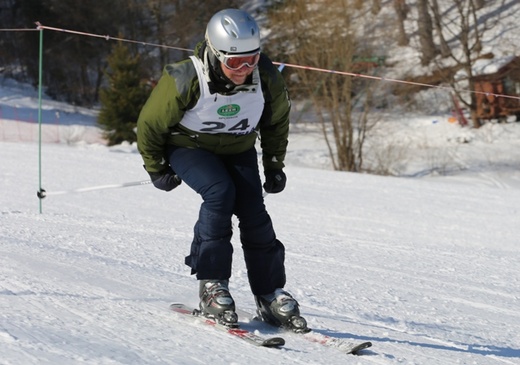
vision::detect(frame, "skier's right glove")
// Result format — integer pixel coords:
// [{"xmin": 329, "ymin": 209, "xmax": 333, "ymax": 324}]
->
[{"xmin": 147, "ymin": 166, "xmax": 182, "ymax": 192}]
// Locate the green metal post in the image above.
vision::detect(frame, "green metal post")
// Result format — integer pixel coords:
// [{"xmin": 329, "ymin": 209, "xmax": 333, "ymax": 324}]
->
[{"xmin": 38, "ymin": 28, "xmax": 43, "ymax": 213}]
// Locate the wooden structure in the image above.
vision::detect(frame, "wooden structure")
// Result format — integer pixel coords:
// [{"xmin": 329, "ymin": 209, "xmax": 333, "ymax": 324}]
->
[{"xmin": 472, "ymin": 56, "xmax": 520, "ymax": 122}]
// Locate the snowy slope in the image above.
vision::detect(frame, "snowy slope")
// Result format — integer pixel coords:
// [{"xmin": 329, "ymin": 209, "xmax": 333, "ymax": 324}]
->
[{"xmin": 2, "ymin": 124, "xmax": 520, "ymax": 365}]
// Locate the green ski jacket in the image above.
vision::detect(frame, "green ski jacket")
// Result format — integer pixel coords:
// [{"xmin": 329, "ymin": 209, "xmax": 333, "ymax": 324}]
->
[{"xmin": 137, "ymin": 43, "xmax": 290, "ymax": 173}]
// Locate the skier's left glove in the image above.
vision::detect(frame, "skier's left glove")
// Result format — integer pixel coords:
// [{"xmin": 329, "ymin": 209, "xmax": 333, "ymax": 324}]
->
[
  {"xmin": 263, "ymin": 169, "xmax": 286, "ymax": 194},
  {"xmin": 147, "ymin": 166, "xmax": 182, "ymax": 192}
]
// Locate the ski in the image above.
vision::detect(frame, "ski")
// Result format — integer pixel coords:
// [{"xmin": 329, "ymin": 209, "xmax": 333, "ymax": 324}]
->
[
  {"xmin": 169, "ymin": 303, "xmax": 285, "ymax": 348},
  {"xmin": 298, "ymin": 331, "xmax": 372, "ymax": 355},
  {"xmin": 236, "ymin": 308, "xmax": 372, "ymax": 355}
]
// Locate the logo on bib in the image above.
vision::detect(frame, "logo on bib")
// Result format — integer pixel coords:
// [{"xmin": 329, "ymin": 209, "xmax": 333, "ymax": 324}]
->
[{"xmin": 218, "ymin": 104, "xmax": 240, "ymax": 117}]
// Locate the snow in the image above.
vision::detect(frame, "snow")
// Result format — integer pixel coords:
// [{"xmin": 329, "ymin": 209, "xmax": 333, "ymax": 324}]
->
[
  {"xmin": 472, "ymin": 56, "xmax": 517, "ymax": 76},
  {"xmin": 1, "ymin": 76, "xmax": 520, "ymax": 365}
]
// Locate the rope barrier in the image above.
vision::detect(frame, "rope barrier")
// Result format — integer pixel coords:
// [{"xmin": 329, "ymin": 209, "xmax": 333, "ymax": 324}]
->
[
  {"xmin": 3, "ymin": 23, "xmax": 519, "ymax": 101},
  {"xmin": 0, "ymin": 28, "xmax": 39, "ymax": 31},
  {"xmin": 32, "ymin": 22, "xmax": 520, "ymax": 102},
  {"xmin": 35, "ymin": 22, "xmax": 192, "ymax": 52},
  {"xmin": 271, "ymin": 62, "xmax": 520, "ymax": 101}
]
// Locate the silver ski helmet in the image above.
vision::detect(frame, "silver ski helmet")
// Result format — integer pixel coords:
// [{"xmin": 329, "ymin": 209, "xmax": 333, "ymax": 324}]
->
[{"xmin": 205, "ymin": 9, "xmax": 260, "ymax": 68}]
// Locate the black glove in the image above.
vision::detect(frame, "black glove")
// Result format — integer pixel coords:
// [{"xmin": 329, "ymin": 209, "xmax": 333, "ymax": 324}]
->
[
  {"xmin": 148, "ymin": 166, "xmax": 182, "ymax": 192},
  {"xmin": 263, "ymin": 169, "xmax": 286, "ymax": 194}
]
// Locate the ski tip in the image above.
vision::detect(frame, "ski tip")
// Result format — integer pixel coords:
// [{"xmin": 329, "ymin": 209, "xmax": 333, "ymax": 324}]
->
[
  {"xmin": 350, "ymin": 341, "xmax": 372, "ymax": 355},
  {"xmin": 169, "ymin": 303, "xmax": 196, "ymax": 316},
  {"xmin": 169, "ymin": 303, "xmax": 186, "ymax": 310},
  {"xmin": 263, "ymin": 337, "xmax": 285, "ymax": 347}
]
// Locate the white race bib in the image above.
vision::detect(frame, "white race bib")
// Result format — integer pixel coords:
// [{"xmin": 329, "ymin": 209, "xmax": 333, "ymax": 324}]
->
[{"xmin": 179, "ymin": 56, "xmax": 265, "ymax": 135}]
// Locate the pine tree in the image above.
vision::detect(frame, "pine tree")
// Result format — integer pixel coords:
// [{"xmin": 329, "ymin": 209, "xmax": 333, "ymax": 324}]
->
[{"xmin": 98, "ymin": 41, "xmax": 150, "ymax": 146}]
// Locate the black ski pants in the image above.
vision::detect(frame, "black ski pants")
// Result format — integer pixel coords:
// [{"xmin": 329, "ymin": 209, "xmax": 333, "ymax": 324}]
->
[{"xmin": 168, "ymin": 146, "xmax": 286, "ymax": 296}]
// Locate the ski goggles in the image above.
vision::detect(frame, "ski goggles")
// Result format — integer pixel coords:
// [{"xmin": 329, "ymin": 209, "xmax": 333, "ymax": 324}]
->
[{"xmin": 219, "ymin": 52, "xmax": 261, "ymax": 71}]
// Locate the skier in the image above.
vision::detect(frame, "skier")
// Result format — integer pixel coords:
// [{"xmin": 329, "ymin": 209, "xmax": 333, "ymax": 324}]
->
[{"xmin": 137, "ymin": 8, "xmax": 307, "ymax": 331}]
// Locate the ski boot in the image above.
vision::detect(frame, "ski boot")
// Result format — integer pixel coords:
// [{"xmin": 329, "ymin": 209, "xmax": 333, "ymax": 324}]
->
[
  {"xmin": 198, "ymin": 280, "xmax": 238, "ymax": 327},
  {"xmin": 255, "ymin": 288, "xmax": 310, "ymax": 333}
]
